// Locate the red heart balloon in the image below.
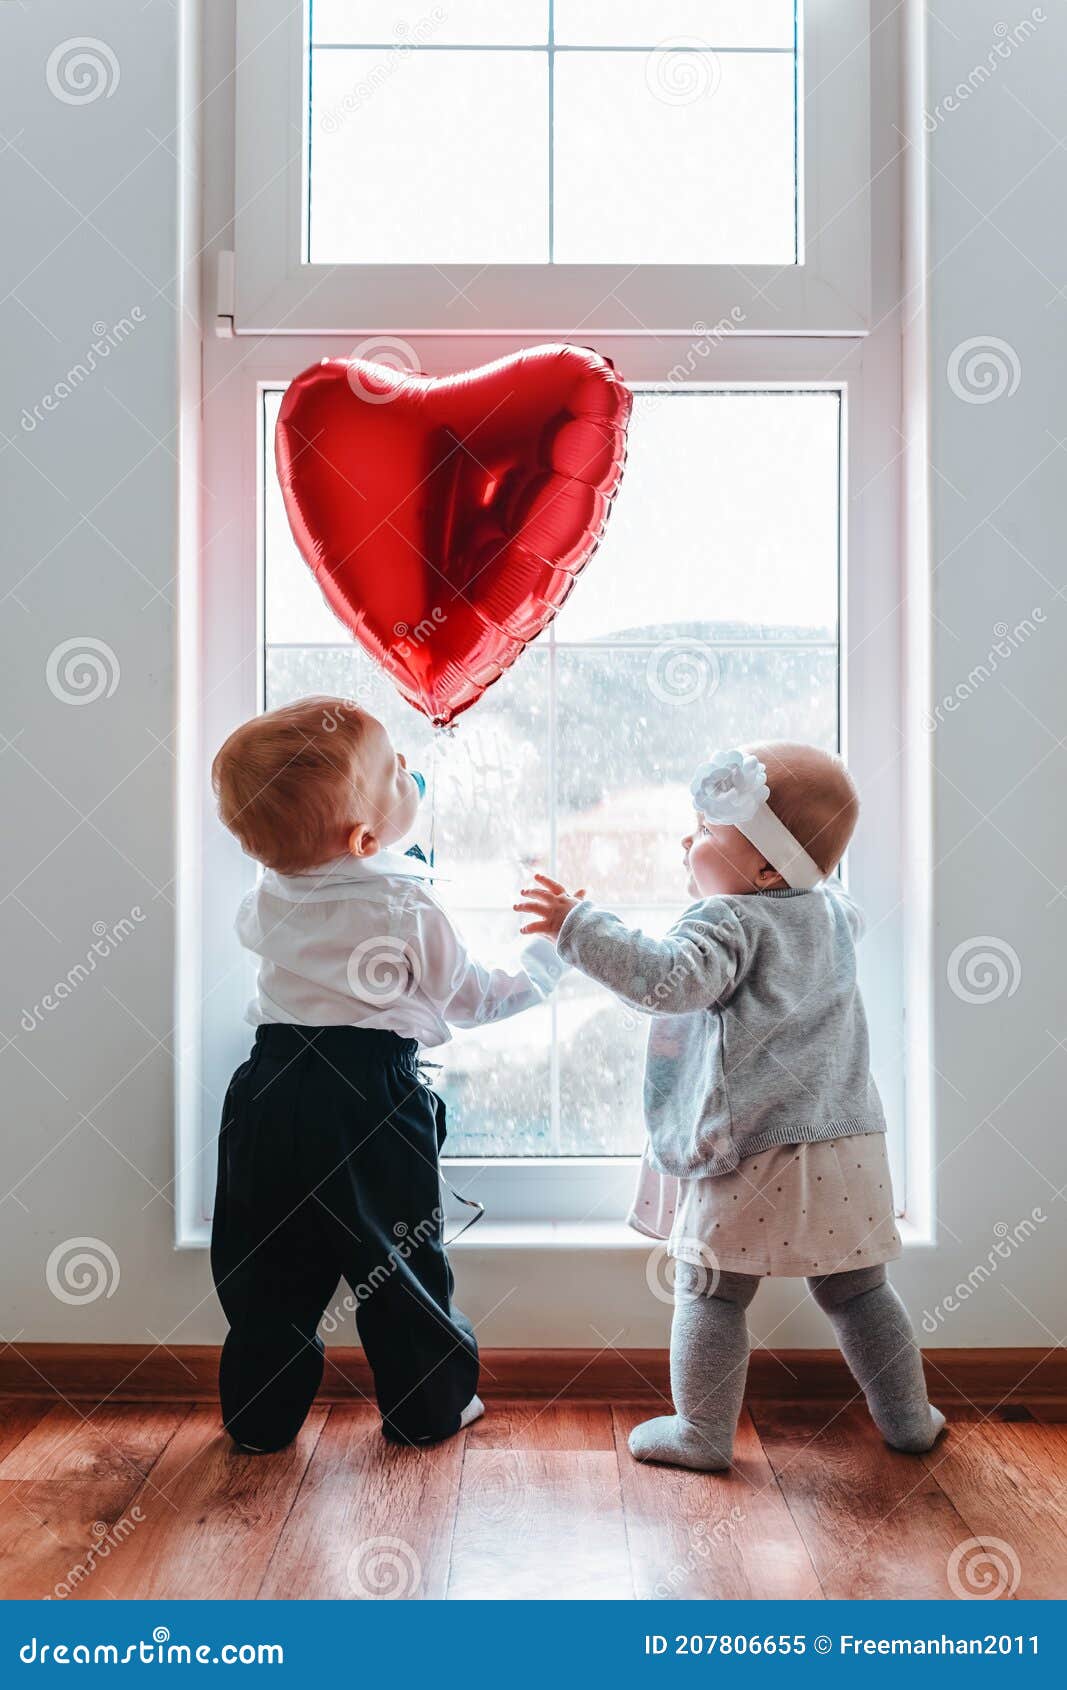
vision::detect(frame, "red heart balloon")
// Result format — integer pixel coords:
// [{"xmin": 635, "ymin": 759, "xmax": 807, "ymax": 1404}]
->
[{"xmin": 274, "ymin": 344, "xmax": 631, "ymax": 726}]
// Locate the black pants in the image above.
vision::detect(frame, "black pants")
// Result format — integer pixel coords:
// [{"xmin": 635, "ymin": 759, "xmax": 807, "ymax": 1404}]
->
[{"xmin": 210, "ymin": 1025, "xmax": 479, "ymax": 1450}]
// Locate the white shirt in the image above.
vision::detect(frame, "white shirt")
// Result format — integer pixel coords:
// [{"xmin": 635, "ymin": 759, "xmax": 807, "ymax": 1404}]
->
[{"xmin": 236, "ymin": 850, "xmax": 564, "ymax": 1047}]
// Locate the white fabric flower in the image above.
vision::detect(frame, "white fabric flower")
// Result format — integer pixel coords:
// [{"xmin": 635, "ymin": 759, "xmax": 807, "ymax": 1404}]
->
[{"xmin": 689, "ymin": 750, "xmax": 770, "ymax": 825}]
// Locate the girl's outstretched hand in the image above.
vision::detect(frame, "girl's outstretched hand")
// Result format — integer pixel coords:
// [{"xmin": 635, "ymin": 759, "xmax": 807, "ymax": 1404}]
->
[{"xmin": 514, "ymin": 873, "xmax": 586, "ymax": 942}]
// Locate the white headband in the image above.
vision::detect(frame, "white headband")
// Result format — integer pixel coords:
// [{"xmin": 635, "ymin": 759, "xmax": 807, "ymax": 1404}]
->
[{"xmin": 689, "ymin": 751, "xmax": 823, "ymax": 891}]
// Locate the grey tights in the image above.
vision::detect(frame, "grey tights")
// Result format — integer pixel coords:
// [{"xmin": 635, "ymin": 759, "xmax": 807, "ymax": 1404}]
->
[{"xmin": 629, "ymin": 1263, "xmax": 945, "ymax": 1471}]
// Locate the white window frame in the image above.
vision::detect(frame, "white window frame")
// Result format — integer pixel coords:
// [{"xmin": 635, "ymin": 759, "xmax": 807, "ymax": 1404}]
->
[
  {"xmin": 231, "ymin": 0, "xmax": 871, "ymax": 335},
  {"xmin": 177, "ymin": 0, "xmax": 932, "ymax": 1249}
]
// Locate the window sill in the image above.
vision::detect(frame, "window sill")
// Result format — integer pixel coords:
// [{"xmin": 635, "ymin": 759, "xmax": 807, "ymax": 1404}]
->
[{"xmin": 178, "ymin": 1214, "xmax": 934, "ymax": 1252}]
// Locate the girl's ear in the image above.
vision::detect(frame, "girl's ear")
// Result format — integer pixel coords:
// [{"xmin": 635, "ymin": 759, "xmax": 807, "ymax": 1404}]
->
[
  {"xmin": 347, "ymin": 824, "xmax": 379, "ymax": 858},
  {"xmin": 756, "ymin": 860, "xmax": 788, "ymax": 889}
]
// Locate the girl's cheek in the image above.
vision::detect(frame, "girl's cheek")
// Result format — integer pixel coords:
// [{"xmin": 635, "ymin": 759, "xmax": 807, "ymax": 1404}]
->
[{"xmin": 688, "ymin": 838, "xmax": 722, "ymax": 892}]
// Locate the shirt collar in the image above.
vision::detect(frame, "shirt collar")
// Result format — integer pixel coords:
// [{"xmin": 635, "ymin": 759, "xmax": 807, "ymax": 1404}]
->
[{"xmin": 262, "ymin": 848, "xmax": 436, "ymax": 898}]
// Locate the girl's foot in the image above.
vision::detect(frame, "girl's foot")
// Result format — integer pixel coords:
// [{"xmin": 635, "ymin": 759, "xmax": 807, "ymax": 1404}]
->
[
  {"xmin": 459, "ymin": 1394, "xmax": 485, "ymax": 1430},
  {"xmin": 628, "ymin": 1413, "xmax": 732, "ymax": 1471}
]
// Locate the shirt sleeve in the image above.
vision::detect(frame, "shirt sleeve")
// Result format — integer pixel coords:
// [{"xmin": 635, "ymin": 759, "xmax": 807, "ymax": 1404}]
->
[
  {"xmin": 411, "ymin": 894, "xmax": 566, "ymax": 1029},
  {"xmin": 556, "ymin": 900, "xmax": 750, "ymax": 1015}
]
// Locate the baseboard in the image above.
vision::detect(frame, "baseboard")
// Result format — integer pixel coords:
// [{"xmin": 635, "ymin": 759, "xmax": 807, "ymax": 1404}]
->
[{"xmin": 2, "ymin": 1344, "xmax": 1065, "ymax": 1408}]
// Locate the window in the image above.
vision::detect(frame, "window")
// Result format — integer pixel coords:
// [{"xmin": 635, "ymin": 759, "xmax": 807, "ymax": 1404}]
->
[
  {"xmin": 232, "ymin": 0, "xmax": 872, "ymax": 331},
  {"xmin": 263, "ymin": 385, "xmax": 841, "ymax": 1158},
  {"xmin": 307, "ymin": 1, "xmax": 798, "ymax": 265},
  {"xmin": 182, "ymin": 1, "xmax": 915, "ymax": 1243}
]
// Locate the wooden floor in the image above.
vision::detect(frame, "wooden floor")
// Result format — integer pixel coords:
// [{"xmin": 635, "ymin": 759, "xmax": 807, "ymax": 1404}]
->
[{"xmin": 1, "ymin": 1396, "xmax": 1064, "ymax": 1600}]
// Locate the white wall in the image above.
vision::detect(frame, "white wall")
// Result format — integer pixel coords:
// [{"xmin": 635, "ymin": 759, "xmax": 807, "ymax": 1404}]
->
[{"xmin": 2, "ymin": 1, "xmax": 1063, "ymax": 1355}]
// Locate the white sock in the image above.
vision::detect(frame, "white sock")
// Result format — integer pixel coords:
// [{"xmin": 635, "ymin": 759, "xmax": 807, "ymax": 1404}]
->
[{"xmin": 459, "ymin": 1394, "xmax": 485, "ymax": 1429}]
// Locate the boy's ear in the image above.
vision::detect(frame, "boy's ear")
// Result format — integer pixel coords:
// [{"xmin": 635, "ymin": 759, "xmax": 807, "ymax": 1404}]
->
[{"xmin": 347, "ymin": 823, "xmax": 379, "ymax": 859}]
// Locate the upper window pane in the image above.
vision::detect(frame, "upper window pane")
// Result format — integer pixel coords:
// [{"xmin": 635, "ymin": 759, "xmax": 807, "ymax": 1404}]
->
[
  {"xmin": 554, "ymin": 49, "xmax": 794, "ymax": 264},
  {"xmin": 553, "ymin": 391, "xmax": 840, "ymax": 643},
  {"xmin": 311, "ymin": 2, "xmax": 549, "ymax": 45},
  {"xmin": 554, "ymin": 2, "xmax": 796, "ymax": 49},
  {"xmin": 310, "ymin": 50, "xmax": 548, "ymax": 263},
  {"xmin": 306, "ymin": 4, "xmax": 798, "ymax": 264}
]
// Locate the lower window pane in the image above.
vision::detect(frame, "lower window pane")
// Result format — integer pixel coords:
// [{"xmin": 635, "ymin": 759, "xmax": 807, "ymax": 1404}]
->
[
  {"xmin": 557, "ymin": 910, "xmax": 676, "ymax": 1158},
  {"xmin": 556, "ymin": 645, "xmax": 837, "ymax": 905},
  {"xmin": 434, "ymin": 913, "xmax": 554, "ymax": 1157}
]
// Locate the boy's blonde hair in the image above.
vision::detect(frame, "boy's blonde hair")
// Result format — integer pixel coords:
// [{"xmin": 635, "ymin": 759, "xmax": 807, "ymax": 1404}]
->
[
  {"xmin": 212, "ymin": 697, "xmax": 364, "ymax": 874},
  {"xmin": 746, "ymin": 741, "xmax": 859, "ymax": 876}
]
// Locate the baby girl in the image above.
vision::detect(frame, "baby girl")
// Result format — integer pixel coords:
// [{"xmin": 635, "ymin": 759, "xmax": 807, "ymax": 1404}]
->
[{"xmin": 516, "ymin": 743, "xmax": 944, "ymax": 1471}]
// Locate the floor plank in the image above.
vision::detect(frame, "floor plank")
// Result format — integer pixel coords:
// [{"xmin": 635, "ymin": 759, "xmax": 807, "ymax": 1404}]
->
[
  {"xmin": 0, "ymin": 1477, "xmax": 141, "ymax": 1599},
  {"xmin": 0, "ymin": 1404, "xmax": 188, "ymax": 1601},
  {"xmin": 0, "ymin": 1403, "xmax": 186, "ymax": 1485},
  {"xmin": 90, "ymin": 1406, "xmax": 328, "ymax": 1600},
  {"xmin": 468, "ymin": 1401, "xmax": 615, "ymax": 1451},
  {"xmin": 613, "ymin": 1407, "xmax": 822, "ymax": 1600},
  {"xmin": 0, "ymin": 1399, "xmax": 51, "ymax": 1468},
  {"xmin": 449, "ymin": 1444, "xmax": 632, "ymax": 1600},
  {"xmin": 260, "ymin": 1406, "xmax": 464, "ymax": 1599},
  {"xmin": 921, "ymin": 1409, "xmax": 1067, "ymax": 1600},
  {"xmin": 751, "ymin": 1402, "xmax": 974, "ymax": 1600}
]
